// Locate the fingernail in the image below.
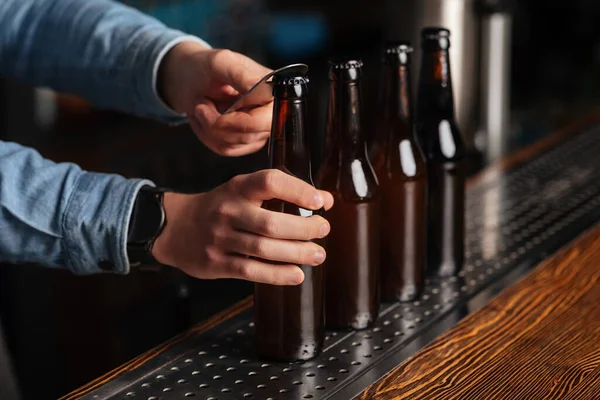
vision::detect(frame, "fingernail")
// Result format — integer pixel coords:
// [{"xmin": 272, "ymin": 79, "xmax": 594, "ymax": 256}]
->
[
  {"xmin": 313, "ymin": 251, "xmax": 325, "ymax": 265},
  {"xmin": 312, "ymin": 193, "xmax": 324, "ymax": 209},
  {"xmin": 290, "ymin": 269, "xmax": 305, "ymax": 285},
  {"xmin": 319, "ymin": 224, "xmax": 330, "ymax": 237}
]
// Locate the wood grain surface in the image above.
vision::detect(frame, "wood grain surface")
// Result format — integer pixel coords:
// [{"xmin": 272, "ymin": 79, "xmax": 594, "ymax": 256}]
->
[
  {"xmin": 359, "ymin": 226, "xmax": 600, "ymax": 400},
  {"xmin": 62, "ymin": 108, "xmax": 600, "ymax": 399}
]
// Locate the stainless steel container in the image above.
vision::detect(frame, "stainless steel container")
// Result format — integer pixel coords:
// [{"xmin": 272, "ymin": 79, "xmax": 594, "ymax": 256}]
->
[
  {"xmin": 479, "ymin": 0, "xmax": 514, "ymax": 161},
  {"xmin": 381, "ymin": 0, "xmax": 513, "ymax": 156}
]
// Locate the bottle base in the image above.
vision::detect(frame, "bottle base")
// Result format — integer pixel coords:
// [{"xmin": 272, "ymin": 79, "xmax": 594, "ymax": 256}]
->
[
  {"xmin": 256, "ymin": 341, "xmax": 323, "ymax": 362},
  {"xmin": 326, "ymin": 313, "xmax": 377, "ymax": 331},
  {"xmin": 256, "ymin": 351, "xmax": 320, "ymax": 362},
  {"xmin": 427, "ymin": 260, "xmax": 463, "ymax": 278},
  {"xmin": 382, "ymin": 283, "xmax": 422, "ymax": 303}
]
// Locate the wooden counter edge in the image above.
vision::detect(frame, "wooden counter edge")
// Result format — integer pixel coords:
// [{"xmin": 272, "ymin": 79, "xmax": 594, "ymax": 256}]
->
[{"xmin": 61, "ymin": 107, "xmax": 600, "ymax": 399}]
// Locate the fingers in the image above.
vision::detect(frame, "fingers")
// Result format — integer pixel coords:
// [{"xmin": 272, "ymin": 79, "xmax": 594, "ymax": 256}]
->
[
  {"xmin": 189, "ymin": 111, "xmax": 268, "ymax": 157},
  {"xmin": 222, "ymin": 230, "xmax": 326, "ymax": 267},
  {"xmin": 319, "ymin": 190, "xmax": 335, "ymax": 211},
  {"xmin": 187, "ymin": 50, "xmax": 276, "ymax": 156},
  {"xmin": 214, "ymin": 104, "xmax": 273, "ymax": 138},
  {"xmin": 231, "ymin": 169, "xmax": 327, "ymax": 209},
  {"xmin": 226, "ymin": 78, "xmax": 275, "ymax": 111},
  {"xmin": 231, "ymin": 203, "xmax": 330, "ymax": 241},
  {"xmin": 195, "ymin": 101, "xmax": 272, "ymax": 142},
  {"xmin": 220, "ymin": 256, "xmax": 304, "ymax": 286},
  {"xmin": 192, "ymin": 100, "xmax": 271, "ymax": 156}
]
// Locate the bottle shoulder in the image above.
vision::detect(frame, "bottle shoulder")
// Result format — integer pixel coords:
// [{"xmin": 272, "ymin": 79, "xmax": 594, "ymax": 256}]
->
[
  {"xmin": 385, "ymin": 138, "xmax": 428, "ymax": 180},
  {"xmin": 373, "ymin": 120, "xmax": 428, "ymax": 180},
  {"xmin": 316, "ymin": 156, "xmax": 380, "ymax": 202},
  {"xmin": 417, "ymin": 118, "xmax": 466, "ymax": 161}
]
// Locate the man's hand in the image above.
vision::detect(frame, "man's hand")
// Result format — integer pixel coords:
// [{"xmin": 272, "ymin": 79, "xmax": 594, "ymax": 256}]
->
[
  {"xmin": 159, "ymin": 41, "xmax": 273, "ymax": 156},
  {"xmin": 151, "ymin": 170, "xmax": 334, "ymax": 286}
]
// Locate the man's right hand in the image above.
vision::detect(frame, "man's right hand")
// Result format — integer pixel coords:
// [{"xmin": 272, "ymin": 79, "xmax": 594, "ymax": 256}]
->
[{"xmin": 151, "ymin": 169, "xmax": 334, "ymax": 286}]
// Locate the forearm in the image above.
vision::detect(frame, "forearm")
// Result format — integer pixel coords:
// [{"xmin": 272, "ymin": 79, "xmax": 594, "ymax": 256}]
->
[
  {"xmin": 0, "ymin": 140, "xmax": 149, "ymax": 274},
  {"xmin": 0, "ymin": 0, "xmax": 209, "ymax": 123}
]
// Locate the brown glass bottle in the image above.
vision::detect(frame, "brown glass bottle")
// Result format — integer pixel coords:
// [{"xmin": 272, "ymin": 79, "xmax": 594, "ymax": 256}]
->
[
  {"xmin": 254, "ymin": 73, "xmax": 325, "ymax": 361},
  {"xmin": 416, "ymin": 28, "xmax": 466, "ymax": 277},
  {"xmin": 373, "ymin": 43, "xmax": 428, "ymax": 302},
  {"xmin": 316, "ymin": 59, "xmax": 380, "ymax": 330}
]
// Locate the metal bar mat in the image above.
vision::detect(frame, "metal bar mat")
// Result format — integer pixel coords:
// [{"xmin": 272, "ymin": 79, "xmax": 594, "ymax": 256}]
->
[{"xmin": 84, "ymin": 125, "xmax": 600, "ymax": 400}]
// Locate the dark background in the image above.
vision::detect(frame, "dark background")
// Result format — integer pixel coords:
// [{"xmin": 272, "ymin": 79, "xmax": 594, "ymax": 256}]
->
[{"xmin": 0, "ymin": 0, "xmax": 599, "ymax": 399}]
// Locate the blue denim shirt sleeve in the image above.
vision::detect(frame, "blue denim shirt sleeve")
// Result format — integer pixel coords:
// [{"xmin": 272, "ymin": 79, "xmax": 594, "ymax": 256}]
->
[
  {"xmin": 0, "ymin": 0, "xmax": 211, "ymax": 124},
  {"xmin": 0, "ymin": 0, "xmax": 213, "ymax": 274},
  {"xmin": 0, "ymin": 141, "xmax": 153, "ymax": 274}
]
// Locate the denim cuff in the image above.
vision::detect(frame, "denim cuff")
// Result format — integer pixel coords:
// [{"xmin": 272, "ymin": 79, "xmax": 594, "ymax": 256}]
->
[{"xmin": 62, "ymin": 172, "xmax": 154, "ymax": 275}]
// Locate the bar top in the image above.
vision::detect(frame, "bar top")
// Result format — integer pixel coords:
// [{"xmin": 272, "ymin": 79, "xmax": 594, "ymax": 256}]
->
[
  {"xmin": 61, "ymin": 109, "xmax": 600, "ymax": 399},
  {"xmin": 359, "ymin": 224, "xmax": 600, "ymax": 400}
]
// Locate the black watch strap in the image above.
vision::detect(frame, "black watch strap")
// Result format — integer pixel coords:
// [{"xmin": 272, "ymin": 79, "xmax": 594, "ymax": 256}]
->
[{"xmin": 127, "ymin": 185, "xmax": 168, "ymax": 267}]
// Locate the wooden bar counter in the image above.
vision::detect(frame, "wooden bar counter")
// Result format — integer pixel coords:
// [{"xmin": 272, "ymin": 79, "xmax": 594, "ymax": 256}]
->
[
  {"xmin": 63, "ymin": 109, "xmax": 600, "ymax": 399},
  {"xmin": 359, "ymin": 226, "xmax": 600, "ymax": 400}
]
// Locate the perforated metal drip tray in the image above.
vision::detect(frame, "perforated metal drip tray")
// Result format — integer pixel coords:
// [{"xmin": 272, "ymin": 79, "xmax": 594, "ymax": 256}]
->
[{"xmin": 84, "ymin": 125, "xmax": 600, "ymax": 400}]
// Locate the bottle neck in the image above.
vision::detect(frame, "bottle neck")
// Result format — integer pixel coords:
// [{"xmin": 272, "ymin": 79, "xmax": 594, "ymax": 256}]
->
[
  {"xmin": 382, "ymin": 62, "xmax": 413, "ymax": 139},
  {"xmin": 323, "ymin": 81, "xmax": 339, "ymax": 164},
  {"xmin": 269, "ymin": 91, "xmax": 312, "ymax": 181},
  {"xmin": 417, "ymin": 49, "xmax": 456, "ymax": 121},
  {"xmin": 326, "ymin": 78, "xmax": 367, "ymax": 160},
  {"xmin": 385, "ymin": 63, "xmax": 412, "ymax": 120}
]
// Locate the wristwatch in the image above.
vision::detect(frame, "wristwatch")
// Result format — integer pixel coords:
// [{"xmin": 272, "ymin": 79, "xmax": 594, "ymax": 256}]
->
[{"xmin": 126, "ymin": 185, "xmax": 168, "ymax": 267}]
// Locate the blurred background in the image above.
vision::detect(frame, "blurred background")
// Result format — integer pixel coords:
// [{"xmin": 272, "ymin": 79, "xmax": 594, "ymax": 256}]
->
[{"xmin": 0, "ymin": 0, "xmax": 599, "ymax": 398}]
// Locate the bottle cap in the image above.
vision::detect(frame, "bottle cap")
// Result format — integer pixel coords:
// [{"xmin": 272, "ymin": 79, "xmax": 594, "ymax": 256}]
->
[
  {"xmin": 421, "ymin": 27, "xmax": 450, "ymax": 39},
  {"xmin": 272, "ymin": 75, "xmax": 310, "ymax": 86},
  {"xmin": 328, "ymin": 58, "xmax": 363, "ymax": 81},
  {"xmin": 384, "ymin": 41, "xmax": 413, "ymax": 65},
  {"xmin": 328, "ymin": 59, "xmax": 363, "ymax": 70},
  {"xmin": 421, "ymin": 27, "xmax": 451, "ymax": 50},
  {"xmin": 385, "ymin": 41, "xmax": 413, "ymax": 54}
]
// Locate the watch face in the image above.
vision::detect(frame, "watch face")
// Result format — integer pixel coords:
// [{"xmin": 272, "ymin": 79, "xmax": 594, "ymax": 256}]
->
[{"xmin": 131, "ymin": 192, "xmax": 165, "ymax": 244}]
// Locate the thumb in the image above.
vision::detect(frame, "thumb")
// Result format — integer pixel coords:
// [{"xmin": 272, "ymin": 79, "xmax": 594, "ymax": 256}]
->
[{"xmin": 211, "ymin": 49, "xmax": 273, "ymax": 94}]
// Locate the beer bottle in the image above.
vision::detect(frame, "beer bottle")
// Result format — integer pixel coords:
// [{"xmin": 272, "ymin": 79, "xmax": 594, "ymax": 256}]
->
[
  {"xmin": 373, "ymin": 42, "xmax": 428, "ymax": 302},
  {"xmin": 416, "ymin": 28, "xmax": 466, "ymax": 277},
  {"xmin": 254, "ymin": 72, "xmax": 325, "ymax": 360},
  {"xmin": 316, "ymin": 59, "xmax": 380, "ymax": 330}
]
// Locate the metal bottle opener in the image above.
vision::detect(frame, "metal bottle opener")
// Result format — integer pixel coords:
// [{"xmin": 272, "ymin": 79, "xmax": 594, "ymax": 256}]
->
[{"xmin": 223, "ymin": 63, "xmax": 309, "ymax": 114}]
